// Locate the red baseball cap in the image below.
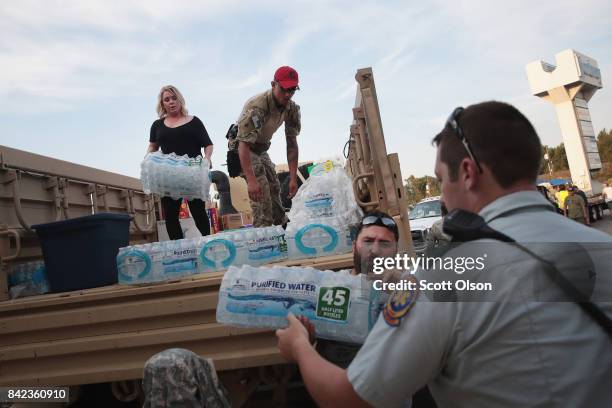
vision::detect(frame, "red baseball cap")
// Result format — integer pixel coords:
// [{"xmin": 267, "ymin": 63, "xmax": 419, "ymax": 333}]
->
[{"xmin": 274, "ymin": 66, "xmax": 299, "ymax": 89}]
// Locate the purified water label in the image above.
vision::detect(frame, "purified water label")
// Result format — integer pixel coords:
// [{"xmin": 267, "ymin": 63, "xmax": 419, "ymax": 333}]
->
[
  {"xmin": 162, "ymin": 258, "xmax": 197, "ymax": 274},
  {"xmin": 217, "ymin": 265, "xmax": 369, "ymax": 343},
  {"xmin": 225, "ymin": 276, "xmax": 319, "ymax": 318},
  {"xmin": 247, "ymin": 232, "xmax": 287, "ymax": 261}
]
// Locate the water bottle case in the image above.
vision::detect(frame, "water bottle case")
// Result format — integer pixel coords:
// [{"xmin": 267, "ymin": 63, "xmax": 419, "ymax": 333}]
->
[
  {"xmin": 9, "ymin": 263, "xmax": 45, "ymax": 285},
  {"xmin": 246, "ymin": 231, "xmax": 287, "ymax": 262},
  {"xmin": 162, "ymin": 258, "xmax": 198, "ymax": 274},
  {"xmin": 117, "ymin": 227, "xmax": 291, "ymax": 285},
  {"xmin": 288, "ymin": 162, "xmax": 363, "ymax": 227},
  {"xmin": 248, "ymin": 244, "xmax": 281, "ymax": 260},
  {"xmin": 140, "ymin": 151, "xmax": 211, "ymax": 200},
  {"xmin": 199, "ymin": 239, "xmax": 237, "ymax": 269},
  {"xmin": 8, "ymin": 261, "xmax": 51, "ymax": 298},
  {"xmin": 295, "ymin": 224, "xmax": 338, "ymax": 255},
  {"xmin": 117, "ymin": 249, "xmax": 152, "ymax": 282},
  {"xmin": 217, "ymin": 265, "xmax": 371, "ymax": 344},
  {"xmin": 285, "ymin": 161, "xmax": 363, "ymax": 261}
]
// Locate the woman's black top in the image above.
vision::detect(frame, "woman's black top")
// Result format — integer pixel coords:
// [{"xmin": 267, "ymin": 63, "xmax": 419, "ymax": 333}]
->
[{"xmin": 149, "ymin": 116, "xmax": 212, "ymax": 158}]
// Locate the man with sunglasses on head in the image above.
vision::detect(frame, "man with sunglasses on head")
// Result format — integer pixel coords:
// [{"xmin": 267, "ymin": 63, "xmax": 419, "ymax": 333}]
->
[
  {"xmin": 316, "ymin": 211, "xmax": 432, "ymax": 407},
  {"xmin": 315, "ymin": 211, "xmax": 400, "ymax": 369},
  {"xmin": 228, "ymin": 66, "xmax": 301, "ymax": 227},
  {"xmin": 276, "ymin": 101, "xmax": 612, "ymax": 407}
]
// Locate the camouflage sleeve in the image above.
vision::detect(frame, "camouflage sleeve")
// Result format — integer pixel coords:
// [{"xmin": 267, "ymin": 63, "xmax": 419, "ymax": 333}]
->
[
  {"xmin": 237, "ymin": 107, "xmax": 265, "ymax": 145},
  {"xmin": 285, "ymin": 104, "xmax": 301, "ymax": 138}
]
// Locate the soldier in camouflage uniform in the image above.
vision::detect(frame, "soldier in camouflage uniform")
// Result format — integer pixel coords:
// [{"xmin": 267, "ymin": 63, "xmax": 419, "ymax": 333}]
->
[
  {"xmin": 228, "ymin": 66, "xmax": 301, "ymax": 227},
  {"xmin": 143, "ymin": 348, "xmax": 231, "ymax": 408}
]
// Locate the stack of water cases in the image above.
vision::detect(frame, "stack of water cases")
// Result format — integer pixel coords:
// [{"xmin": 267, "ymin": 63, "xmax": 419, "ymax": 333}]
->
[
  {"xmin": 200, "ymin": 226, "xmax": 287, "ymax": 272},
  {"xmin": 286, "ymin": 161, "xmax": 363, "ymax": 259},
  {"xmin": 9, "ymin": 261, "xmax": 50, "ymax": 299},
  {"xmin": 117, "ymin": 226, "xmax": 288, "ymax": 284},
  {"xmin": 140, "ymin": 151, "xmax": 211, "ymax": 200},
  {"xmin": 217, "ymin": 265, "xmax": 377, "ymax": 344}
]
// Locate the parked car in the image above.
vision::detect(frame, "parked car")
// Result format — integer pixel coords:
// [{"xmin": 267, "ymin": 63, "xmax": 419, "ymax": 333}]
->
[{"xmin": 409, "ymin": 196, "xmax": 442, "ymax": 252}]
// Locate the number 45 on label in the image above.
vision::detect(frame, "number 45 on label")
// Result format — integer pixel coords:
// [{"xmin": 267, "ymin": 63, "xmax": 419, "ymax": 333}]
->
[{"xmin": 316, "ymin": 287, "xmax": 351, "ymax": 322}]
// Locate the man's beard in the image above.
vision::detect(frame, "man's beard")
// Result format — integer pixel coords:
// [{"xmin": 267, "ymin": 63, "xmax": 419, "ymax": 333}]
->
[{"xmin": 353, "ymin": 251, "xmax": 377, "ymax": 277}]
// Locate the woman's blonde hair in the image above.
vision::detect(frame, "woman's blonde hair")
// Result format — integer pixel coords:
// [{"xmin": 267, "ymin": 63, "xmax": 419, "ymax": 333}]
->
[{"xmin": 156, "ymin": 85, "xmax": 188, "ymax": 118}]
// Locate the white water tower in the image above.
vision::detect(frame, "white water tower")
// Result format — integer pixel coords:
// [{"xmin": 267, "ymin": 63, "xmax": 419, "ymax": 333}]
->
[{"xmin": 526, "ymin": 49, "xmax": 603, "ymax": 195}]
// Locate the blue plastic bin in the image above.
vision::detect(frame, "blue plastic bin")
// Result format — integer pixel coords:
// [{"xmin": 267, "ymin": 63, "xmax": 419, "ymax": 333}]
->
[{"xmin": 32, "ymin": 213, "xmax": 130, "ymax": 292}]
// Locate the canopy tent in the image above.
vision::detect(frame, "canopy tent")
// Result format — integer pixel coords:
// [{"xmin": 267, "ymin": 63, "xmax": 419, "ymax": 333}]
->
[{"xmin": 547, "ymin": 178, "xmax": 572, "ymax": 186}]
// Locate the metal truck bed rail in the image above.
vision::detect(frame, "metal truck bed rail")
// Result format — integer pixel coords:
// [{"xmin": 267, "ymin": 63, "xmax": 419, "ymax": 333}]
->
[{"xmin": 346, "ymin": 68, "xmax": 413, "ymax": 254}]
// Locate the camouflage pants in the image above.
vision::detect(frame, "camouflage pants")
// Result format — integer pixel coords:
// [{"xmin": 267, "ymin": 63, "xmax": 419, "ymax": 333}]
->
[
  {"xmin": 243, "ymin": 151, "xmax": 287, "ymax": 227},
  {"xmin": 142, "ymin": 348, "xmax": 231, "ymax": 408}
]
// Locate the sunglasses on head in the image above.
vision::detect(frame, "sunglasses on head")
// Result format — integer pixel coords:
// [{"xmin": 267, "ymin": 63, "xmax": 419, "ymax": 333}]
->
[
  {"xmin": 446, "ymin": 107, "xmax": 483, "ymax": 173},
  {"xmin": 362, "ymin": 215, "xmax": 398, "ymax": 230}
]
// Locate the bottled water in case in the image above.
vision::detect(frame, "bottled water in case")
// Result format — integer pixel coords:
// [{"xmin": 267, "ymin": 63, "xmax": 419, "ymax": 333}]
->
[
  {"xmin": 289, "ymin": 161, "xmax": 363, "ymax": 226},
  {"xmin": 9, "ymin": 261, "xmax": 50, "ymax": 299},
  {"xmin": 285, "ymin": 160, "xmax": 362, "ymax": 261},
  {"xmin": 117, "ymin": 238, "xmax": 200, "ymax": 284},
  {"xmin": 118, "ymin": 226, "xmax": 289, "ymax": 283},
  {"xmin": 217, "ymin": 265, "xmax": 371, "ymax": 344},
  {"xmin": 140, "ymin": 151, "xmax": 211, "ymax": 200},
  {"xmin": 117, "ymin": 245, "xmax": 153, "ymax": 283},
  {"xmin": 285, "ymin": 216, "xmax": 353, "ymax": 260},
  {"xmin": 198, "ymin": 226, "xmax": 288, "ymax": 272},
  {"xmin": 164, "ymin": 239, "xmax": 200, "ymax": 276},
  {"xmin": 244, "ymin": 226, "xmax": 287, "ymax": 266},
  {"xmin": 198, "ymin": 235, "xmax": 240, "ymax": 272}
]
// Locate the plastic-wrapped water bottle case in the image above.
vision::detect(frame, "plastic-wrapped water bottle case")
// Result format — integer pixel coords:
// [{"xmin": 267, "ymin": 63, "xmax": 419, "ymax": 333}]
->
[
  {"xmin": 217, "ymin": 265, "xmax": 375, "ymax": 344},
  {"xmin": 8, "ymin": 261, "xmax": 50, "ymax": 299},
  {"xmin": 140, "ymin": 151, "xmax": 211, "ymax": 200}
]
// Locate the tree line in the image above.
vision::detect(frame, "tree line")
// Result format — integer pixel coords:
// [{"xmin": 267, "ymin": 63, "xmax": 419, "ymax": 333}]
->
[
  {"xmin": 540, "ymin": 128, "xmax": 612, "ymax": 181},
  {"xmin": 404, "ymin": 175, "xmax": 440, "ymax": 206}
]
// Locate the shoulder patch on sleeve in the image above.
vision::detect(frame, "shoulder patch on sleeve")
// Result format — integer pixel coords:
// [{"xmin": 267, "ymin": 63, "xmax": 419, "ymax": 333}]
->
[
  {"xmin": 251, "ymin": 112, "xmax": 263, "ymax": 129},
  {"xmin": 237, "ymin": 108, "xmax": 265, "ymax": 143},
  {"xmin": 383, "ymin": 276, "xmax": 419, "ymax": 327}
]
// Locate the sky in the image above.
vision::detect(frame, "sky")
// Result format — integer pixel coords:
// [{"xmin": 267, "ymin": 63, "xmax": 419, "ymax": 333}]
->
[{"xmin": 1, "ymin": 0, "xmax": 611, "ymax": 181}]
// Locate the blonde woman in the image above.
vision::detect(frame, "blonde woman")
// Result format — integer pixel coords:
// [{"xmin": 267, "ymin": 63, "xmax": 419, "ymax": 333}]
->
[{"xmin": 147, "ymin": 85, "xmax": 214, "ymax": 240}]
